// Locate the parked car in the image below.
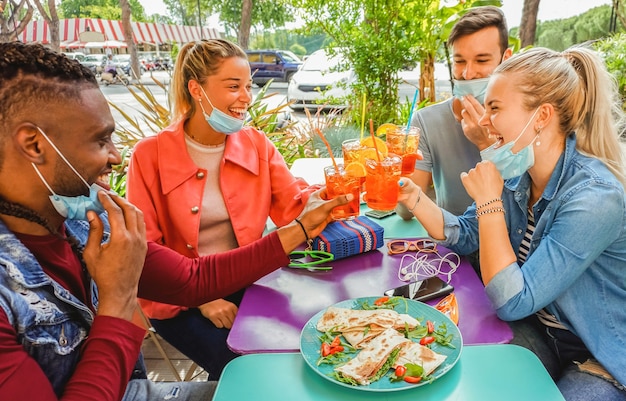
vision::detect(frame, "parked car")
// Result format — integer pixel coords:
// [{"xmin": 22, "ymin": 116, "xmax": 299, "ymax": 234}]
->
[
  {"xmin": 113, "ymin": 54, "xmax": 146, "ymax": 77},
  {"xmin": 246, "ymin": 49, "xmax": 303, "ymax": 87},
  {"xmin": 286, "ymin": 49, "xmax": 354, "ymax": 110},
  {"xmin": 80, "ymin": 54, "xmax": 107, "ymax": 75},
  {"xmin": 63, "ymin": 52, "xmax": 86, "ymax": 62}
]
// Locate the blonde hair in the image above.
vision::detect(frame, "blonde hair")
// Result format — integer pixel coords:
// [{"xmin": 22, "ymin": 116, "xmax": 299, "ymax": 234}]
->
[
  {"xmin": 494, "ymin": 46, "xmax": 626, "ymax": 185},
  {"xmin": 170, "ymin": 39, "xmax": 247, "ymax": 121}
]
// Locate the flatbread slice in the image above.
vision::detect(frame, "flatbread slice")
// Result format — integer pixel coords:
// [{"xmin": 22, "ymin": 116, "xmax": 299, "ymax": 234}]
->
[
  {"xmin": 316, "ymin": 307, "xmax": 419, "ymax": 332},
  {"xmin": 394, "ymin": 341, "xmax": 447, "ymax": 376},
  {"xmin": 335, "ymin": 328, "xmax": 410, "ymax": 385}
]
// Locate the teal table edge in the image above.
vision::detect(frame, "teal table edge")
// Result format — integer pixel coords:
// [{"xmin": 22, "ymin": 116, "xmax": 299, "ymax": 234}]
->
[{"xmin": 214, "ymin": 344, "xmax": 565, "ymax": 401}]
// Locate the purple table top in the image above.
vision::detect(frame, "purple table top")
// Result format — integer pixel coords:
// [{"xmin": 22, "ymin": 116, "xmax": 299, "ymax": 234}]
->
[{"xmin": 228, "ymin": 241, "xmax": 513, "ymax": 354}]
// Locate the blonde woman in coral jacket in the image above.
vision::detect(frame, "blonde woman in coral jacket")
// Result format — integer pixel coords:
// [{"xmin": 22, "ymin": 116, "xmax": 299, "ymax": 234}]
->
[{"xmin": 127, "ymin": 39, "xmax": 313, "ymax": 379}]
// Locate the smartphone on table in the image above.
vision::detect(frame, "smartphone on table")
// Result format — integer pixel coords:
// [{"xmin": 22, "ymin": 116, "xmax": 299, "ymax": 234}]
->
[{"xmin": 384, "ymin": 276, "xmax": 453, "ymax": 302}]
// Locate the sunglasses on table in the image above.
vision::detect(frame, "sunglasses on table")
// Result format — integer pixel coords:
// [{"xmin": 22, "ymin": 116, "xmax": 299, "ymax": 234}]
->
[
  {"xmin": 386, "ymin": 238, "xmax": 437, "ymax": 255},
  {"xmin": 288, "ymin": 250, "xmax": 334, "ymax": 271}
]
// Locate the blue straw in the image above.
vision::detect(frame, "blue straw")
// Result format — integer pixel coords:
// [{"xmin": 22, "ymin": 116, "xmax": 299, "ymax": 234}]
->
[{"xmin": 406, "ymin": 88, "xmax": 419, "ymax": 131}]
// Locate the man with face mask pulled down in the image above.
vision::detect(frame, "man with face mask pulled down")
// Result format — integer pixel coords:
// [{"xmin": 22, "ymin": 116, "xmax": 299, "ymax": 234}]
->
[
  {"xmin": 398, "ymin": 6, "xmax": 512, "ymax": 218},
  {"xmin": 0, "ymin": 42, "xmax": 351, "ymax": 401}
]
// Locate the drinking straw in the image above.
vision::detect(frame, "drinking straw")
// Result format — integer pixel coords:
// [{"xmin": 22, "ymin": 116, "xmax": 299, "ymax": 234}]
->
[
  {"xmin": 315, "ymin": 128, "xmax": 339, "ymax": 171},
  {"xmin": 369, "ymin": 119, "xmax": 382, "ymax": 162},
  {"xmin": 406, "ymin": 88, "xmax": 419, "ymax": 131},
  {"xmin": 404, "ymin": 88, "xmax": 419, "ymax": 152},
  {"xmin": 360, "ymin": 92, "xmax": 367, "ymax": 140}
]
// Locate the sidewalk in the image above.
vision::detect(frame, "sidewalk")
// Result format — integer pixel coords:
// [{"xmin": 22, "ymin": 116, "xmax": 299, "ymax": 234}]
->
[{"xmin": 143, "ymin": 333, "xmax": 208, "ymax": 382}]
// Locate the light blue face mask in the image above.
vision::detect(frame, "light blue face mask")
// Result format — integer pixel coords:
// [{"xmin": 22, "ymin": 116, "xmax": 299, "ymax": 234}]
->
[
  {"xmin": 452, "ymin": 77, "xmax": 490, "ymax": 104},
  {"xmin": 480, "ymin": 108, "xmax": 540, "ymax": 180},
  {"xmin": 198, "ymin": 86, "xmax": 245, "ymax": 134},
  {"xmin": 32, "ymin": 127, "xmax": 105, "ymax": 220}
]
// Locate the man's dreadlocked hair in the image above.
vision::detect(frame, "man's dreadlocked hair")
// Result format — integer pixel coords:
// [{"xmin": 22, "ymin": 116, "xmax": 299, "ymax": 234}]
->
[
  {"xmin": 0, "ymin": 42, "xmax": 98, "ymax": 141},
  {"xmin": 0, "ymin": 42, "xmax": 99, "ymax": 236}
]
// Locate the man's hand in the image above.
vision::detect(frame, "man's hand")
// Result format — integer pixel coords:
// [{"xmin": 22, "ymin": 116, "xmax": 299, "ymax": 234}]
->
[
  {"xmin": 83, "ymin": 191, "xmax": 147, "ymax": 321},
  {"xmin": 460, "ymin": 95, "xmax": 495, "ymax": 151},
  {"xmin": 297, "ymin": 187, "xmax": 353, "ymax": 239},
  {"xmin": 198, "ymin": 299, "xmax": 238, "ymax": 329}
]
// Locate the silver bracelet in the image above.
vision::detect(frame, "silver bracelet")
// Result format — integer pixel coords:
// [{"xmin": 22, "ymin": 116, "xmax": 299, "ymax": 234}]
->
[
  {"xmin": 475, "ymin": 207, "xmax": 506, "ymax": 218},
  {"xmin": 409, "ymin": 188, "xmax": 422, "ymax": 212},
  {"xmin": 476, "ymin": 198, "xmax": 503, "ymax": 211}
]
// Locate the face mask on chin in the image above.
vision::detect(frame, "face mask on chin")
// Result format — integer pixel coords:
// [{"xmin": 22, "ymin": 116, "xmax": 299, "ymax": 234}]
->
[
  {"xmin": 452, "ymin": 77, "xmax": 490, "ymax": 104},
  {"xmin": 480, "ymin": 108, "xmax": 540, "ymax": 180},
  {"xmin": 32, "ymin": 127, "xmax": 105, "ymax": 221},
  {"xmin": 198, "ymin": 86, "xmax": 245, "ymax": 135}
]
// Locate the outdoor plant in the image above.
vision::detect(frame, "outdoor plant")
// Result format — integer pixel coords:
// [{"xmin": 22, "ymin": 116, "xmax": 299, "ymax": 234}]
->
[{"xmin": 594, "ymin": 32, "xmax": 626, "ymax": 111}]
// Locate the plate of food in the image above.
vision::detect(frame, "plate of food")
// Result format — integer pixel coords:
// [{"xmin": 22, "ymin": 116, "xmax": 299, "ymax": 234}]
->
[{"xmin": 299, "ymin": 296, "xmax": 462, "ymax": 392}]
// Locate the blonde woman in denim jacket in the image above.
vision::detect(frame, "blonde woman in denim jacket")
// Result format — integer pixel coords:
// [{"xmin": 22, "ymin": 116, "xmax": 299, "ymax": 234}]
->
[
  {"xmin": 127, "ymin": 39, "xmax": 314, "ymax": 379},
  {"xmin": 397, "ymin": 46, "xmax": 626, "ymax": 400}
]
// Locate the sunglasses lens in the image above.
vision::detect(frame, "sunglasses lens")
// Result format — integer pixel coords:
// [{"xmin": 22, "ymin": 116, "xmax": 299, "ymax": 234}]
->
[
  {"xmin": 418, "ymin": 240, "xmax": 436, "ymax": 252},
  {"xmin": 388, "ymin": 241, "xmax": 409, "ymax": 254}
]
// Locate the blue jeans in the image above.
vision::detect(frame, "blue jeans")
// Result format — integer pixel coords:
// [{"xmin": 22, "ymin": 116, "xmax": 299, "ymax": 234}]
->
[
  {"xmin": 510, "ymin": 316, "xmax": 626, "ymax": 401},
  {"xmin": 150, "ymin": 290, "xmax": 244, "ymax": 379},
  {"xmin": 123, "ymin": 380, "xmax": 217, "ymax": 401}
]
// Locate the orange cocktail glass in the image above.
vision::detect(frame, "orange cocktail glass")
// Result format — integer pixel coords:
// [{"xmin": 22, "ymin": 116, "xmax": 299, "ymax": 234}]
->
[
  {"xmin": 386, "ymin": 126, "xmax": 420, "ymax": 176},
  {"xmin": 364, "ymin": 155, "xmax": 402, "ymax": 211},
  {"xmin": 341, "ymin": 139, "xmax": 367, "ymax": 187},
  {"xmin": 324, "ymin": 164, "xmax": 361, "ymax": 220}
]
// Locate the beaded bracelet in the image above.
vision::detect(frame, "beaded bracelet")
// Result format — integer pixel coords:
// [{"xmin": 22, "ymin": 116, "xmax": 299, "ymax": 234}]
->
[
  {"xmin": 294, "ymin": 218, "xmax": 310, "ymax": 242},
  {"xmin": 476, "ymin": 207, "xmax": 506, "ymax": 218},
  {"xmin": 409, "ymin": 187, "xmax": 422, "ymax": 213},
  {"xmin": 476, "ymin": 198, "xmax": 503, "ymax": 211}
]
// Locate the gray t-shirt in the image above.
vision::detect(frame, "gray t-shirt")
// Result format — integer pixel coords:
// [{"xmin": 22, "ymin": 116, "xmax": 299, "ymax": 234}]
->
[{"xmin": 412, "ymin": 98, "xmax": 481, "ymax": 215}]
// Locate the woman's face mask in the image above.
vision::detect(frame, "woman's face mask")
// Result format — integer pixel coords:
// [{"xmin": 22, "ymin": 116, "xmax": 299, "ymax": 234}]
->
[
  {"xmin": 32, "ymin": 127, "xmax": 105, "ymax": 220},
  {"xmin": 480, "ymin": 108, "xmax": 540, "ymax": 180},
  {"xmin": 198, "ymin": 86, "xmax": 245, "ymax": 135}
]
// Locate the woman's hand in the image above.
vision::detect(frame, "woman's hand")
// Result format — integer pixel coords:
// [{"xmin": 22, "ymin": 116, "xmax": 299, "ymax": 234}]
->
[
  {"xmin": 460, "ymin": 160, "xmax": 504, "ymax": 204},
  {"xmin": 198, "ymin": 299, "xmax": 238, "ymax": 329}
]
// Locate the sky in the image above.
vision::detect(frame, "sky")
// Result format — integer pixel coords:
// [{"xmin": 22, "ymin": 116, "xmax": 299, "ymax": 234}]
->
[{"xmin": 138, "ymin": 0, "xmax": 613, "ymax": 31}]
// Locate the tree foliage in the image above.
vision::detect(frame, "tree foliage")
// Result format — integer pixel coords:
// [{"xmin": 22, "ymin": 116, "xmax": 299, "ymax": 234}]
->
[
  {"xmin": 0, "ymin": 0, "xmax": 34, "ymax": 42},
  {"xmin": 59, "ymin": 0, "xmax": 146, "ymax": 22},
  {"xmin": 594, "ymin": 32, "xmax": 626, "ymax": 110},
  {"xmin": 510, "ymin": 5, "xmax": 623, "ymax": 51},
  {"xmin": 163, "ymin": 0, "xmax": 293, "ymax": 47},
  {"xmin": 292, "ymin": 0, "xmax": 499, "ymax": 127}
]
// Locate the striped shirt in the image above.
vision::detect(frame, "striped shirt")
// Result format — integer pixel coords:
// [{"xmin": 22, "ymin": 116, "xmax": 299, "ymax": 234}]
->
[{"xmin": 519, "ymin": 208, "xmax": 569, "ymax": 330}]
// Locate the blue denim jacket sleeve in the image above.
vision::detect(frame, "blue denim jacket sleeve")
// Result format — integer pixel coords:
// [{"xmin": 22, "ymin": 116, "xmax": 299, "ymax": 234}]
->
[
  {"xmin": 488, "ymin": 180, "xmax": 625, "ymax": 321},
  {"xmin": 440, "ymin": 176, "xmax": 625, "ymax": 322}
]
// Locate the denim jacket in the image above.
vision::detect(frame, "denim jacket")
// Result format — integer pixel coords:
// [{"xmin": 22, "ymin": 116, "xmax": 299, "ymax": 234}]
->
[
  {"xmin": 0, "ymin": 219, "xmax": 104, "ymax": 395},
  {"xmin": 440, "ymin": 134, "xmax": 626, "ymax": 385}
]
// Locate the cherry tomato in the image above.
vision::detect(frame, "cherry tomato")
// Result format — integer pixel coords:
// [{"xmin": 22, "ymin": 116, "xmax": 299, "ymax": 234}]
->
[
  {"xmin": 420, "ymin": 336, "xmax": 435, "ymax": 346},
  {"xmin": 374, "ymin": 296, "xmax": 390, "ymax": 306},
  {"xmin": 427, "ymin": 320, "xmax": 435, "ymax": 334},
  {"xmin": 321, "ymin": 342, "xmax": 331, "ymax": 357},
  {"xmin": 329, "ymin": 345, "xmax": 344, "ymax": 355},
  {"xmin": 330, "ymin": 336, "xmax": 341, "ymax": 347},
  {"xmin": 404, "ymin": 376, "xmax": 422, "ymax": 384},
  {"xmin": 395, "ymin": 366, "xmax": 407, "ymax": 377}
]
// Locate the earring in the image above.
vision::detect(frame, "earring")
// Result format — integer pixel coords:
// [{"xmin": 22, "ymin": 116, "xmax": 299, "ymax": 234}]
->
[{"xmin": 535, "ymin": 126, "xmax": 542, "ymax": 146}]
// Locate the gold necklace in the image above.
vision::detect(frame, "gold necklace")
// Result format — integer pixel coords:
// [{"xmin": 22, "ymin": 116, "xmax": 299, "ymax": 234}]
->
[{"xmin": 185, "ymin": 131, "xmax": 225, "ymax": 147}]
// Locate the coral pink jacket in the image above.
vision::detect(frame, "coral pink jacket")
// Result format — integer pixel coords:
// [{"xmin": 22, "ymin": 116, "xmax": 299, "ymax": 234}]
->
[{"xmin": 127, "ymin": 120, "xmax": 312, "ymax": 319}]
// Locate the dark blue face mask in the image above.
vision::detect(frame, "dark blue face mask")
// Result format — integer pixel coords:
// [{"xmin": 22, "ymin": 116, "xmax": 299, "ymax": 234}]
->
[{"xmin": 32, "ymin": 127, "xmax": 105, "ymax": 220}]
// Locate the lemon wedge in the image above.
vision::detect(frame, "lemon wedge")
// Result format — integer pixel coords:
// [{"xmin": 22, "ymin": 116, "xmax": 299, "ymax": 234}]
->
[
  {"xmin": 360, "ymin": 137, "xmax": 388, "ymax": 157},
  {"xmin": 344, "ymin": 161, "xmax": 367, "ymax": 178},
  {"xmin": 376, "ymin": 123, "xmax": 398, "ymax": 137}
]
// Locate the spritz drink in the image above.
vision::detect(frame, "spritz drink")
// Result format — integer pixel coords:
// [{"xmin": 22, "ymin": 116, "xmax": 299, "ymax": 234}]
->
[
  {"xmin": 364, "ymin": 155, "xmax": 402, "ymax": 211},
  {"xmin": 386, "ymin": 126, "xmax": 420, "ymax": 176},
  {"xmin": 324, "ymin": 164, "xmax": 361, "ymax": 220}
]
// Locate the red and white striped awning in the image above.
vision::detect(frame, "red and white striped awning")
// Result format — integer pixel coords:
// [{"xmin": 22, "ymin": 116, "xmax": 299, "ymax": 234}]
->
[{"xmin": 20, "ymin": 18, "xmax": 221, "ymax": 45}]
